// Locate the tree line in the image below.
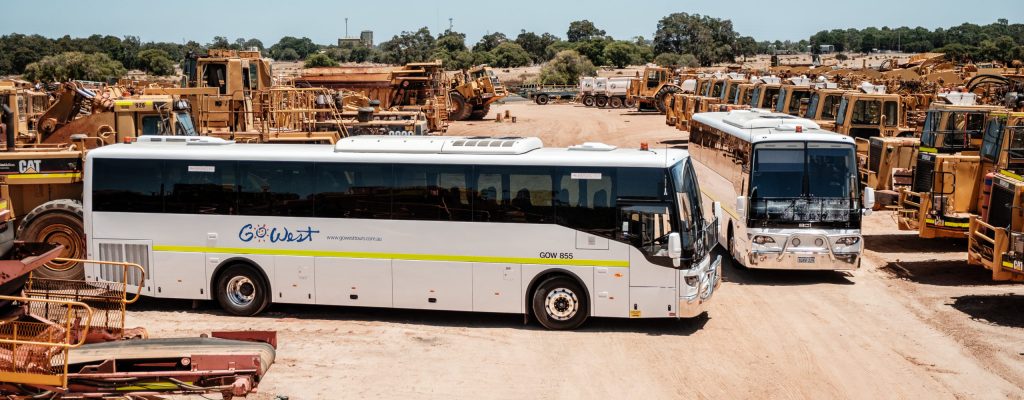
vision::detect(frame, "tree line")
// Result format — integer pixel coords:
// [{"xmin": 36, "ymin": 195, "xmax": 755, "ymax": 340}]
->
[{"xmin": 1, "ymin": 15, "xmax": 1022, "ymax": 84}]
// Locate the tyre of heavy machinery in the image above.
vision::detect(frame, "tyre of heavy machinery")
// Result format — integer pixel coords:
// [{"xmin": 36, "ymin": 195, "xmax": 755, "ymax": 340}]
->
[
  {"xmin": 582, "ymin": 95, "xmax": 596, "ymax": 107},
  {"xmin": 449, "ymin": 91, "xmax": 470, "ymax": 121},
  {"xmin": 654, "ymin": 85, "xmax": 682, "ymax": 114},
  {"xmin": 595, "ymin": 96, "xmax": 609, "ymax": 108},
  {"xmin": 17, "ymin": 199, "xmax": 86, "ymax": 280},
  {"xmin": 468, "ymin": 104, "xmax": 491, "ymax": 120},
  {"xmin": 609, "ymin": 97, "xmax": 623, "ymax": 108},
  {"xmin": 535, "ymin": 94, "xmax": 550, "ymax": 105},
  {"xmin": 625, "ymin": 97, "xmax": 637, "ymax": 108}
]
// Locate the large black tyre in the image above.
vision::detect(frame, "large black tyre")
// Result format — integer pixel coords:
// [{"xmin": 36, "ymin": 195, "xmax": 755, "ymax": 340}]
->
[
  {"xmin": 215, "ymin": 264, "xmax": 271, "ymax": 316},
  {"xmin": 624, "ymin": 97, "xmax": 637, "ymax": 108},
  {"xmin": 535, "ymin": 94, "xmax": 550, "ymax": 105},
  {"xmin": 654, "ymin": 85, "xmax": 682, "ymax": 114},
  {"xmin": 595, "ymin": 96, "xmax": 609, "ymax": 108},
  {"xmin": 17, "ymin": 199, "xmax": 85, "ymax": 280},
  {"xmin": 609, "ymin": 97, "xmax": 623, "ymax": 108},
  {"xmin": 449, "ymin": 91, "xmax": 470, "ymax": 121},
  {"xmin": 467, "ymin": 104, "xmax": 490, "ymax": 120},
  {"xmin": 582, "ymin": 95, "xmax": 596, "ymax": 107},
  {"xmin": 532, "ymin": 276, "xmax": 589, "ymax": 330}
]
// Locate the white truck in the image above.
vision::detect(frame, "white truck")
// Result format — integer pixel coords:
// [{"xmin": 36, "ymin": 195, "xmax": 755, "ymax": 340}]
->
[
  {"xmin": 579, "ymin": 77, "xmax": 597, "ymax": 106},
  {"xmin": 595, "ymin": 77, "xmax": 636, "ymax": 108}
]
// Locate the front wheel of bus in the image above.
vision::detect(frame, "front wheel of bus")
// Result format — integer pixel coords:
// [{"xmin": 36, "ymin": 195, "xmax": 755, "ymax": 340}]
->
[
  {"xmin": 532, "ymin": 276, "xmax": 588, "ymax": 330},
  {"xmin": 216, "ymin": 265, "xmax": 270, "ymax": 316}
]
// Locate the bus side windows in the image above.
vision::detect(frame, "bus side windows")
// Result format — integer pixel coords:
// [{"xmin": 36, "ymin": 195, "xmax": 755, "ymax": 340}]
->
[
  {"xmin": 393, "ymin": 165, "xmax": 473, "ymax": 222},
  {"xmin": 163, "ymin": 160, "xmax": 237, "ymax": 215},
  {"xmin": 475, "ymin": 167, "xmax": 554, "ymax": 224},
  {"xmin": 555, "ymin": 169, "xmax": 616, "ymax": 238},
  {"xmin": 314, "ymin": 164, "xmax": 392, "ymax": 219},
  {"xmin": 238, "ymin": 162, "xmax": 314, "ymax": 217},
  {"xmin": 92, "ymin": 158, "xmax": 163, "ymax": 213}
]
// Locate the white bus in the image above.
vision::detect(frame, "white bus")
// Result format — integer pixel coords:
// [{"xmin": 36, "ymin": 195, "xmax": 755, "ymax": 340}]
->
[
  {"xmin": 690, "ymin": 110, "xmax": 874, "ymax": 270},
  {"xmin": 83, "ymin": 135, "xmax": 721, "ymax": 330}
]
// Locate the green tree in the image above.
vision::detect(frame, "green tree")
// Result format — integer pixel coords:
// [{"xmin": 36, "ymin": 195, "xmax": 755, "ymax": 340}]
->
[
  {"xmin": 379, "ymin": 27, "xmax": 435, "ymax": 65},
  {"xmin": 304, "ymin": 53, "xmax": 339, "ymax": 68},
  {"xmin": 491, "ymin": 42, "xmax": 532, "ymax": 68},
  {"xmin": 574, "ymin": 39, "xmax": 610, "ymax": 66},
  {"xmin": 23, "ymin": 51, "xmax": 126, "ymax": 82},
  {"xmin": 653, "ymin": 53, "xmax": 698, "ymax": 68},
  {"xmin": 653, "ymin": 13, "xmax": 738, "ymax": 66},
  {"xmin": 435, "ymin": 30, "xmax": 468, "ymax": 53},
  {"xmin": 515, "ymin": 31, "xmax": 560, "ymax": 63},
  {"xmin": 473, "ymin": 32, "xmax": 508, "ymax": 52},
  {"xmin": 567, "ymin": 20, "xmax": 606, "ymax": 42},
  {"xmin": 269, "ymin": 36, "xmax": 319, "ymax": 60},
  {"xmin": 539, "ymin": 50, "xmax": 596, "ymax": 85},
  {"xmin": 276, "ymin": 48, "xmax": 300, "ymax": 61},
  {"xmin": 209, "ymin": 36, "xmax": 231, "ymax": 49},
  {"xmin": 136, "ymin": 49, "xmax": 176, "ymax": 76},
  {"xmin": 603, "ymin": 41, "xmax": 643, "ymax": 68}
]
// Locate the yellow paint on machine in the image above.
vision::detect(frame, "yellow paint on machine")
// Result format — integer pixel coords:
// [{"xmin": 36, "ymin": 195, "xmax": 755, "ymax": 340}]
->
[
  {"xmin": 152, "ymin": 245, "xmax": 630, "ymax": 268},
  {"xmin": 924, "ymin": 218, "xmax": 969, "ymax": 228},
  {"xmin": 4, "ymin": 172, "xmax": 81, "ymax": 180}
]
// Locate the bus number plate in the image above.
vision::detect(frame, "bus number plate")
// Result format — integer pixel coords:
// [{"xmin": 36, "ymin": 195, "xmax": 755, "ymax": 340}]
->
[{"xmin": 797, "ymin": 257, "xmax": 816, "ymax": 264}]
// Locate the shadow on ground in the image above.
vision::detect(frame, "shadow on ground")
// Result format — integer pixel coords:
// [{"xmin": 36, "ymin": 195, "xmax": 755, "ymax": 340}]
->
[
  {"xmin": 131, "ymin": 297, "xmax": 709, "ymax": 337},
  {"xmin": 864, "ymin": 234, "xmax": 967, "ymax": 254},
  {"xmin": 949, "ymin": 294, "xmax": 1024, "ymax": 328},
  {"xmin": 715, "ymin": 247, "xmax": 855, "ymax": 286},
  {"xmin": 878, "ymin": 259, "xmax": 1021, "ymax": 287}
]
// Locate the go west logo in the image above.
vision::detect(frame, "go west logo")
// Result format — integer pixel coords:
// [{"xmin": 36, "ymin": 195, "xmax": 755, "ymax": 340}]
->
[
  {"xmin": 18, "ymin": 160, "xmax": 42, "ymax": 173},
  {"xmin": 239, "ymin": 224, "xmax": 319, "ymax": 243}
]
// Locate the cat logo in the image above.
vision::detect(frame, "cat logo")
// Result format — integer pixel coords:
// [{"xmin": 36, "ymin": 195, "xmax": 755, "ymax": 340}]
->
[{"xmin": 18, "ymin": 160, "xmax": 41, "ymax": 173}]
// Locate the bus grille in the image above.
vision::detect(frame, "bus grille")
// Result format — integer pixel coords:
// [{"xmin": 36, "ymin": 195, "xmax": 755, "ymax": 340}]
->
[
  {"xmin": 869, "ymin": 139, "xmax": 883, "ymax": 172},
  {"xmin": 912, "ymin": 155, "xmax": 935, "ymax": 194},
  {"xmin": 988, "ymin": 184, "xmax": 1014, "ymax": 229},
  {"xmin": 97, "ymin": 242, "xmax": 149, "ymax": 286}
]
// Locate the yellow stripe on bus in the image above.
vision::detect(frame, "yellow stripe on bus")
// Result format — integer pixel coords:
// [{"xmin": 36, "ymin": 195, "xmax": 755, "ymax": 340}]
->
[
  {"xmin": 700, "ymin": 189, "xmax": 739, "ymax": 220},
  {"xmin": 152, "ymin": 245, "xmax": 630, "ymax": 267},
  {"xmin": 5, "ymin": 173, "xmax": 81, "ymax": 180}
]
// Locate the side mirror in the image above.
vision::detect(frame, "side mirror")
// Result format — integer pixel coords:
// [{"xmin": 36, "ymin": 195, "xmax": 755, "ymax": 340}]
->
[
  {"xmin": 668, "ymin": 232, "xmax": 682, "ymax": 267},
  {"xmin": 736, "ymin": 196, "xmax": 747, "ymax": 218},
  {"xmin": 863, "ymin": 187, "xmax": 876, "ymax": 209},
  {"xmin": 863, "ymin": 187, "xmax": 875, "ymax": 216}
]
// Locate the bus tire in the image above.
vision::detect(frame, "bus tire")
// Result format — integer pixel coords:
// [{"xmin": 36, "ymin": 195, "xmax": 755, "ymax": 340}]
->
[
  {"xmin": 535, "ymin": 94, "xmax": 550, "ymax": 105},
  {"xmin": 17, "ymin": 199, "xmax": 85, "ymax": 280},
  {"xmin": 215, "ymin": 264, "xmax": 270, "ymax": 316},
  {"xmin": 532, "ymin": 275, "xmax": 589, "ymax": 330}
]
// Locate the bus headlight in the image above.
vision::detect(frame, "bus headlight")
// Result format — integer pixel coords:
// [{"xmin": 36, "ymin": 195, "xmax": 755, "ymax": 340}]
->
[
  {"xmin": 752, "ymin": 235, "xmax": 775, "ymax": 245},
  {"xmin": 835, "ymin": 237, "xmax": 860, "ymax": 246}
]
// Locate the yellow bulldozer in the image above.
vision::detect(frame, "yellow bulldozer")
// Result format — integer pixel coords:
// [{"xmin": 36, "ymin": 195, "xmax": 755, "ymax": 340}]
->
[
  {"xmin": 449, "ymin": 65, "xmax": 508, "ymax": 121},
  {"xmin": 968, "ymin": 110, "xmax": 1024, "ymax": 281},
  {"xmin": 627, "ymin": 66, "xmax": 683, "ymax": 113},
  {"xmin": 0, "ymin": 81, "xmax": 197, "ymax": 280}
]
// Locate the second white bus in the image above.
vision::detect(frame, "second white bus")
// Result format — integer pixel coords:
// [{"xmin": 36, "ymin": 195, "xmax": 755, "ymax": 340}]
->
[
  {"xmin": 690, "ymin": 110, "xmax": 874, "ymax": 270},
  {"xmin": 83, "ymin": 135, "xmax": 721, "ymax": 329}
]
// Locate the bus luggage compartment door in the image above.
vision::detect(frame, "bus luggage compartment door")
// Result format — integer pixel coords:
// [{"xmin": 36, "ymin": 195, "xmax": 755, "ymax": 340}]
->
[
  {"xmin": 393, "ymin": 260, "xmax": 473, "ymax": 311},
  {"xmin": 275, "ymin": 256, "xmax": 315, "ymax": 304}
]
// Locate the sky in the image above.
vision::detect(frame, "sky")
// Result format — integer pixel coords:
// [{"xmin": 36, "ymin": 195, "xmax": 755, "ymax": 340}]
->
[{"xmin": 4, "ymin": 0, "xmax": 1023, "ymax": 46}]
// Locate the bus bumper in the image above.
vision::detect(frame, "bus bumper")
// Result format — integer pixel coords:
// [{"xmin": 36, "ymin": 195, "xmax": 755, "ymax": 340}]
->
[{"xmin": 677, "ymin": 255, "xmax": 722, "ymax": 318}]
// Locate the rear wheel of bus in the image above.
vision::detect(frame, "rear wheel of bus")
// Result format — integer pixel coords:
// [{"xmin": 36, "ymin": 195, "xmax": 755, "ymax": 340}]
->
[
  {"xmin": 215, "ymin": 264, "xmax": 271, "ymax": 316},
  {"xmin": 532, "ymin": 275, "xmax": 589, "ymax": 330}
]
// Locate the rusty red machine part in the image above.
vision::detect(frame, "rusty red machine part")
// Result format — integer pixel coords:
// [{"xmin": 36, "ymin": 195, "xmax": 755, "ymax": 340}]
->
[{"xmin": 0, "ymin": 208, "xmax": 277, "ymax": 399}]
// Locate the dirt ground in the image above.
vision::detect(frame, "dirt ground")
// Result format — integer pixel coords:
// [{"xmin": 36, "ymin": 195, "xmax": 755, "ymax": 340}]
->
[{"xmin": 130, "ymin": 102, "xmax": 1024, "ymax": 399}]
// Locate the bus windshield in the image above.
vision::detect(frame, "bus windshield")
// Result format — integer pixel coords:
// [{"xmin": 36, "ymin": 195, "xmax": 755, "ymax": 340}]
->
[{"xmin": 749, "ymin": 143, "xmax": 858, "ymax": 224}]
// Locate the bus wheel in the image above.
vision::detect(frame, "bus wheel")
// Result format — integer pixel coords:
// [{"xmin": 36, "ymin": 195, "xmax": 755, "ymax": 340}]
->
[
  {"xmin": 532, "ymin": 276, "xmax": 588, "ymax": 330},
  {"xmin": 17, "ymin": 199, "xmax": 85, "ymax": 280},
  {"xmin": 216, "ymin": 264, "xmax": 270, "ymax": 316}
]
